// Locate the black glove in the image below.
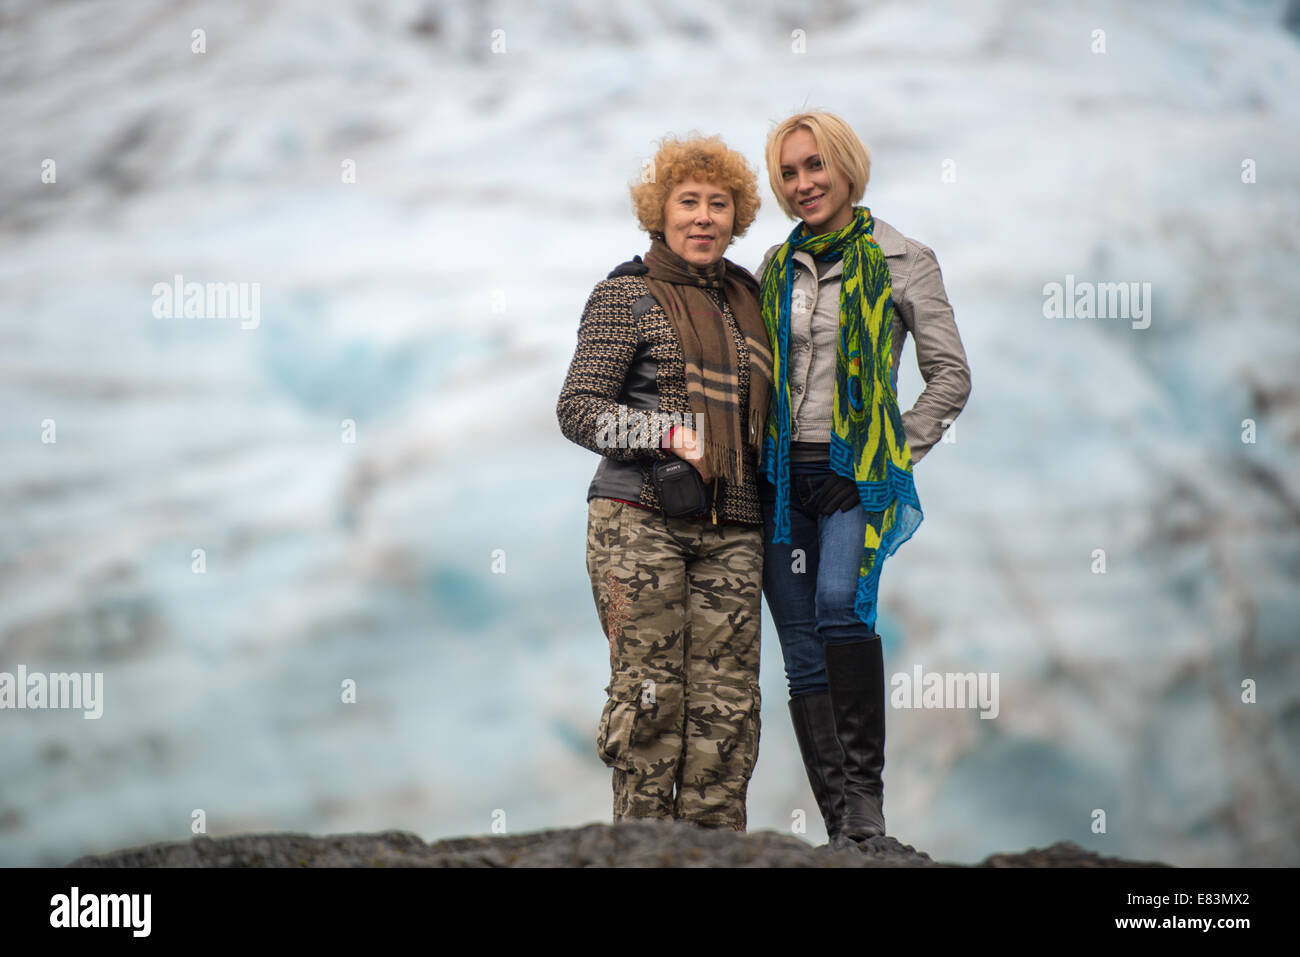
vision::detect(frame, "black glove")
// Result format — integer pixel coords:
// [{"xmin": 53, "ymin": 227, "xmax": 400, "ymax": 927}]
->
[
  {"xmin": 606, "ymin": 255, "xmax": 649, "ymax": 278},
  {"xmin": 812, "ymin": 473, "xmax": 859, "ymax": 514}
]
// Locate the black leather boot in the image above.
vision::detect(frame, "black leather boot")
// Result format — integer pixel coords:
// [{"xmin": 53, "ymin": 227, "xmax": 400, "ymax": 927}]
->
[
  {"xmin": 824, "ymin": 638, "xmax": 886, "ymax": 841},
  {"xmin": 788, "ymin": 693, "xmax": 850, "ymax": 849}
]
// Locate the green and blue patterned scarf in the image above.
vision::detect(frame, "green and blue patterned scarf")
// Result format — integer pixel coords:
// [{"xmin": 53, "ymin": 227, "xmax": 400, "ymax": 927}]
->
[{"xmin": 759, "ymin": 205, "xmax": 923, "ymax": 627}]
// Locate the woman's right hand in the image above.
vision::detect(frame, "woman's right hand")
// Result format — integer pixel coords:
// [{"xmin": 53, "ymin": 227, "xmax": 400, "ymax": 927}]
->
[{"xmin": 663, "ymin": 426, "xmax": 713, "ymax": 484}]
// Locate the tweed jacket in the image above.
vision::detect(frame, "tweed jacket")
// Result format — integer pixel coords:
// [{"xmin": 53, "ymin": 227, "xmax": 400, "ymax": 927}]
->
[{"xmin": 556, "ymin": 271, "xmax": 764, "ymax": 525}]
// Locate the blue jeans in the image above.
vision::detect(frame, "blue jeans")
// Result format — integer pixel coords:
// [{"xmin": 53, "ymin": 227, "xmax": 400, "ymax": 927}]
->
[{"xmin": 759, "ymin": 462, "xmax": 877, "ymax": 698}]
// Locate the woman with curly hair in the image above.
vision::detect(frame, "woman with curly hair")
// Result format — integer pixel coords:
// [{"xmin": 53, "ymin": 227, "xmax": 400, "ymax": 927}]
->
[
  {"xmin": 557, "ymin": 133, "xmax": 774, "ymax": 831},
  {"xmin": 755, "ymin": 111, "xmax": 971, "ymax": 850}
]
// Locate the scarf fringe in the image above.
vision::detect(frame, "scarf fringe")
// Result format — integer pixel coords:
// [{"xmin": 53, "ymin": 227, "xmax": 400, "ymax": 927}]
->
[{"xmin": 700, "ymin": 436, "xmax": 743, "ymax": 486}]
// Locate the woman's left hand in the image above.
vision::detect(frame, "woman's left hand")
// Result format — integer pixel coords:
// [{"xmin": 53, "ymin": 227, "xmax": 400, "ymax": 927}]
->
[{"xmin": 813, "ymin": 474, "xmax": 859, "ymax": 514}]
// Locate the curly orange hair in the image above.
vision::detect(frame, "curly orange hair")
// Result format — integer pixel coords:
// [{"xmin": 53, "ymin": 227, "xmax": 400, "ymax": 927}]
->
[{"xmin": 629, "ymin": 133, "xmax": 760, "ymax": 239}]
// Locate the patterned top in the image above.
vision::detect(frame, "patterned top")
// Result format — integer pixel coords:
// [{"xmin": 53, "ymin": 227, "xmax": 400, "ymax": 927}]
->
[{"xmin": 556, "ymin": 273, "xmax": 764, "ymax": 526}]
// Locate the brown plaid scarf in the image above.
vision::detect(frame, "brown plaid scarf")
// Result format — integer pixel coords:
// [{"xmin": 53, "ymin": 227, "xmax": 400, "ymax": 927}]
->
[{"xmin": 643, "ymin": 237, "xmax": 774, "ymax": 485}]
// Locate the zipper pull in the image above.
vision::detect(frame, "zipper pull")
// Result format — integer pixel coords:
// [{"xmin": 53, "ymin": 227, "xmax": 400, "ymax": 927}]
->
[{"xmin": 711, "ymin": 478, "xmax": 719, "ymax": 525}]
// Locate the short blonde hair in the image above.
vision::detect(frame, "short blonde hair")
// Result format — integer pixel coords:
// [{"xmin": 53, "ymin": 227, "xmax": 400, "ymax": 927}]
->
[
  {"xmin": 764, "ymin": 111, "xmax": 871, "ymax": 220},
  {"xmin": 629, "ymin": 133, "xmax": 760, "ymax": 239}
]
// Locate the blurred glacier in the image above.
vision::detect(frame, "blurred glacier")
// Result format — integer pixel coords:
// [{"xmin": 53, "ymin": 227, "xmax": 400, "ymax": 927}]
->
[{"xmin": 1, "ymin": 0, "xmax": 1298, "ymax": 866}]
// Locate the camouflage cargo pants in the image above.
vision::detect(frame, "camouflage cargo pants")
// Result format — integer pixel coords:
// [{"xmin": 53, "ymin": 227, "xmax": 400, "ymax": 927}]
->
[{"xmin": 585, "ymin": 496, "xmax": 763, "ymax": 831}]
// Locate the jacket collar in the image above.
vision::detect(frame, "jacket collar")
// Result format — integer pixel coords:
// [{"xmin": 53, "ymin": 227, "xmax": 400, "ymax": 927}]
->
[{"xmin": 869, "ymin": 216, "xmax": 906, "ymax": 257}]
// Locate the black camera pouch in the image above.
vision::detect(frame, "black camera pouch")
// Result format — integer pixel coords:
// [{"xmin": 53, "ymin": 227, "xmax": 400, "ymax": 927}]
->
[{"xmin": 652, "ymin": 458, "xmax": 710, "ymax": 518}]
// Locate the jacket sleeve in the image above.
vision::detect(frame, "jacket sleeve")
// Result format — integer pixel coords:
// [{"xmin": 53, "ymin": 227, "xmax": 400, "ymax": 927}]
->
[
  {"xmin": 895, "ymin": 243, "xmax": 971, "ymax": 465},
  {"xmin": 556, "ymin": 280, "xmax": 673, "ymax": 462}
]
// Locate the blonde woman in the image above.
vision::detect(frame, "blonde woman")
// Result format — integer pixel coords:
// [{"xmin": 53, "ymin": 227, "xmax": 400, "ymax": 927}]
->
[
  {"xmin": 755, "ymin": 111, "xmax": 971, "ymax": 850},
  {"xmin": 557, "ymin": 134, "xmax": 774, "ymax": 831}
]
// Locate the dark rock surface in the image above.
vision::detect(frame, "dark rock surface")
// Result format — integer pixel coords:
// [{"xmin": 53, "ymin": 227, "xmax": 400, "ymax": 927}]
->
[{"xmin": 66, "ymin": 822, "xmax": 1172, "ymax": 868}]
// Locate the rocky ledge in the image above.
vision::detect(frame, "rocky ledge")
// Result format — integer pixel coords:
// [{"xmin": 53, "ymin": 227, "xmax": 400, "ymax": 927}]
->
[{"xmin": 66, "ymin": 821, "xmax": 1172, "ymax": 868}]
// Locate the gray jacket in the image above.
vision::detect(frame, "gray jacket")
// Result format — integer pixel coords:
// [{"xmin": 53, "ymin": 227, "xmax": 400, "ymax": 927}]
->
[{"xmin": 756, "ymin": 216, "xmax": 971, "ymax": 464}]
